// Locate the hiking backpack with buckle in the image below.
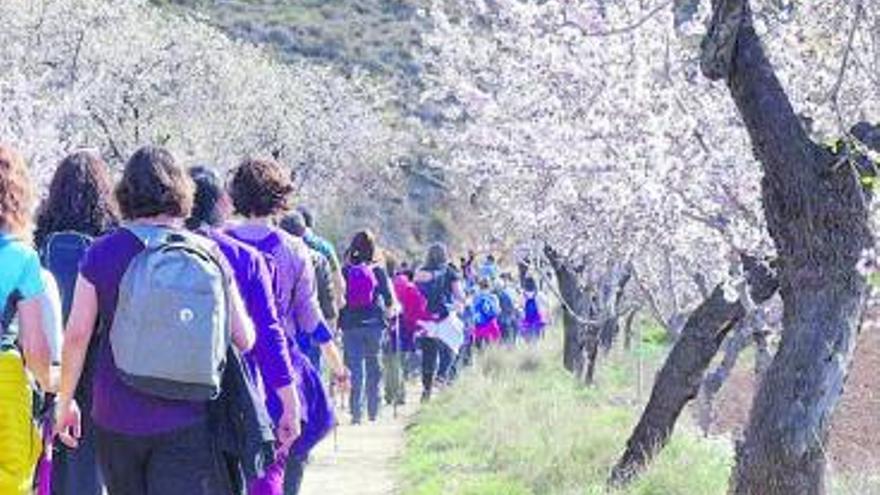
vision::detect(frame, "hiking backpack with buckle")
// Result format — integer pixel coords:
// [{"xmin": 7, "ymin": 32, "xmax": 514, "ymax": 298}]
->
[{"xmin": 109, "ymin": 225, "xmax": 231, "ymax": 401}]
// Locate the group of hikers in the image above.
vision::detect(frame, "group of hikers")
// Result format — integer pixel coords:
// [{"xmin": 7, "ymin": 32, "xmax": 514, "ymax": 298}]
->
[{"xmin": 0, "ymin": 143, "xmax": 547, "ymax": 495}]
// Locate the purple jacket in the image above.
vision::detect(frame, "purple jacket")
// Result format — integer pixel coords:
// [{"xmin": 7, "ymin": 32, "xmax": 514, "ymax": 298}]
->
[
  {"xmin": 225, "ymin": 224, "xmax": 334, "ymax": 458},
  {"xmin": 202, "ymin": 229, "xmax": 294, "ymax": 392},
  {"xmin": 226, "ymin": 225, "xmax": 325, "ymax": 339}
]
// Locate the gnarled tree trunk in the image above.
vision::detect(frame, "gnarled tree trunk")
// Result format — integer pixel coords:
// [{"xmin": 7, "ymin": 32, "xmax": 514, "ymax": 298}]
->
[
  {"xmin": 598, "ymin": 262, "xmax": 633, "ymax": 353},
  {"xmin": 545, "ymin": 246, "xmax": 590, "ymax": 374},
  {"xmin": 701, "ymin": 1, "xmax": 874, "ymax": 493},
  {"xmin": 609, "ymin": 255, "xmax": 777, "ymax": 486}
]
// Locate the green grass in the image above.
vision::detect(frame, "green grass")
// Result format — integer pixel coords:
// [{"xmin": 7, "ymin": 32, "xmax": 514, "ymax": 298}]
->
[{"xmin": 401, "ymin": 333, "xmax": 734, "ymax": 495}]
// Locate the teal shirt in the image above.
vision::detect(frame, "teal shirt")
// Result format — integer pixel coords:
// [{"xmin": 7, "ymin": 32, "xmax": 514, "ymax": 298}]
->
[
  {"xmin": 304, "ymin": 230, "xmax": 340, "ymax": 274},
  {"xmin": 0, "ymin": 233, "xmax": 45, "ymax": 347}
]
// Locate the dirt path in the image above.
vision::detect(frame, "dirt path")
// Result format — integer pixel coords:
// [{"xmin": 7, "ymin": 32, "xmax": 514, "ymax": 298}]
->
[{"xmin": 299, "ymin": 389, "xmax": 417, "ymax": 495}]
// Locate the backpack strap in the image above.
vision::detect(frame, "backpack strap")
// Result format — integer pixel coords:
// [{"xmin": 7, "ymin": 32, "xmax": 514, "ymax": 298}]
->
[
  {"xmin": 0, "ymin": 290, "xmax": 22, "ymax": 350},
  {"xmin": 123, "ymin": 224, "xmax": 172, "ymax": 248},
  {"xmin": 0, "ymin": 235, "xmax": 20, "ymax": 347}
]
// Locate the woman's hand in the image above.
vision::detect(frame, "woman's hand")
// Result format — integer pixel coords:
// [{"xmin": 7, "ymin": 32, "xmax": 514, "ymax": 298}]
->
[
  {"xmin": 54, "ymin": 398, "xmax": 82, "ymax": 448},
  {"xmin": 275, "ymin": 384, "xmax": 302, "ymax": 454},
  {"xmin": 332, "ymin": 367, "xmax": 352, "ymax": 393}
]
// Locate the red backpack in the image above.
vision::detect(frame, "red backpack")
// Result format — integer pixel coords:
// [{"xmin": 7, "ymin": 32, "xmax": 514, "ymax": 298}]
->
[{"xmin": 345, "ymin": 264, "xmax": 378, "ymax": 309}]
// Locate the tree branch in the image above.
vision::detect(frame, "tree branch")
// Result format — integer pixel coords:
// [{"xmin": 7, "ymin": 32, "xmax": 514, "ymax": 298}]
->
[{"xmin": 561, "ymin": 0, "xmax": 673, "ymax": 38}]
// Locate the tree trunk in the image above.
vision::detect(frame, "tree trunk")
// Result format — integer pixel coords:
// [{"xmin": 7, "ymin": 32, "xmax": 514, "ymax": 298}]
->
[
  {"xmin": 623, "ymin": 309, "xmax": 638, "ymax": 351},
  {"xmin": 701, "ymin": 1, "xmax": 874, "ymax": 493},
  {"xmin": 608, "ymin": 257, "xmax": 777, "ymax": 486},
  {"xmin": 545, "ymin": 246, "xmax": 590, "ymax": 373},
  {"xmin": 697, "ymin": 318, "xmax": 754, "ymax": 435},
  {"xmin": 752, "ymin": 328, "xmax": 772, "ymax": 375},
  {"xmin": 582, "ymin": 318, "xmax": 600, "ymax": 384},
  {"xmin": 598, "ymin": 264, "xmax": 633, "ymax": 353}
]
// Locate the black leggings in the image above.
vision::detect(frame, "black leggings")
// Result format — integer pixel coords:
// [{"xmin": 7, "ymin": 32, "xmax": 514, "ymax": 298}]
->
[
  {"xmin": 420, "ymin": 338, "xmax": 452, "ymax": 394},
  {"xmin": 95, "ymin": 421, "xmax": 227, "ymax": 495}
]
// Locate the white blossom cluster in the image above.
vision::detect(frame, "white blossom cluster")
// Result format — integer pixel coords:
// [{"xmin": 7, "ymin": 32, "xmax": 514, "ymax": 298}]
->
[{"xmin": 0, "ymin": 0, "xmax": 406, "ymax": 202}]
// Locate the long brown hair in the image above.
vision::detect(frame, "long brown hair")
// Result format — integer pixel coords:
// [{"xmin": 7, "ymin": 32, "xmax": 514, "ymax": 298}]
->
[
  {"xmin": 0, "ymin": 144, "xmax": 35, "ymax": 236},
  {"xmin": 346, "ymin": 230, "xmax": 377, "ymax": 265},
  {"xmin": 35, "ymin": 150, "xmax": 119, "ymax": 247},
  {"xmin": 115, "ymin": 146, "xmax": 194, "ymax": 220}
]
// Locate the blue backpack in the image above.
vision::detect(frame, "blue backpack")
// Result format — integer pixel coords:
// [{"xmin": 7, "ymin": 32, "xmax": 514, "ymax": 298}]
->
[
  {"xmin": 41, "ymin": 232, "xmax": 93, "ymax": 320},
  {"xmin": 473, "ymin": 294, "xmax": 498, "ymax": 327}
]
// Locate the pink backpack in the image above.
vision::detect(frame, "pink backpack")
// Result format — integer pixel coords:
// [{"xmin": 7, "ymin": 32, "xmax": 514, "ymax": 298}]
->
[{"xmin": 345, "ymin": 264, "xmax": 378, "ymax": 309}]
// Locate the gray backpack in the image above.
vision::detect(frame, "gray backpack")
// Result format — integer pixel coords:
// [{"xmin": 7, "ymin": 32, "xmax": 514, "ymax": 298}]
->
[{"xmin": 110, "ymin": 225, "xmax": 230, "ymax": 401}]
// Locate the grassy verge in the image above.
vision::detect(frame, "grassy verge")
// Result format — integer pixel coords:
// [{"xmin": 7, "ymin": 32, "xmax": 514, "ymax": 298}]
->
[{"xmin": 401, "ymin": 331, "xmax": 733, "ymax": 495}]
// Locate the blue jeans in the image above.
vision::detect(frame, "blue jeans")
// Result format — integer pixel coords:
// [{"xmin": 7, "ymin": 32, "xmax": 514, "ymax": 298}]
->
[
  {"xmin": 342, "ymin": 325, "xmax": 383, "ymax": 422},
  {"xmin": 438, "ymin": 341, "xmax": 453, "ymax": 380},
  {"xmin": 283, "ymin": 456, "xmax": 306, "ymax": 494}
]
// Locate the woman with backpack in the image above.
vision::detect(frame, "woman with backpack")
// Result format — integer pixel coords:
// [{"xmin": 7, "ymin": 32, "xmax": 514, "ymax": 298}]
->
[
  {"xmin": 226, "ymin": 157, "xmax": 348, "ymax": 495},
  {"xmin": 520, "ymin": 276, "xmax": 548, "ymax": 342},
  {"xmin": 471, "ymin": 278, "xmax": 502, "ymax": 349},
  {"xmin": 338, "ymin": 230, "xmax": 396, "ymax": 423},
  {"xmin": 0, "ymin": 144, "xmax": 57, "ymax": 495},
  {"xmin": 33, "ymin": 150, "xmax": 118, "ymax": 495},
  {"xmin": 415, "ymin": 243, "xmax": 465, "ymax": 402},
  {"xmin": 54, "ymin": 146, "xmax": 256, "ymax": 495}
]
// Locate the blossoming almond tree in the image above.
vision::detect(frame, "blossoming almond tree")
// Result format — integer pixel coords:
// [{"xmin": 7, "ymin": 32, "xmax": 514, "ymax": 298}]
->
[{"xmin": 420, "ymin": 0, "xmax": 879, "ymax": 490}]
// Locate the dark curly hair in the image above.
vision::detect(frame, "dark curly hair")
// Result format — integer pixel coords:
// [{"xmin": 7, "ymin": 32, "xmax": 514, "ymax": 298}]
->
[
  {"xmin": 0, "ymin": 144, "xmax": 34, "ymax": 236},
  {"xmin": 116, "ymin": 146, "xmax": 194, "ymax": 220},
  {"xmin": 228, "ymin": 158, "xmax": 293, "ymax": 218},
  {"xmin": 34, "ymin": 150, "xmax": 119, "ymax": 248}
]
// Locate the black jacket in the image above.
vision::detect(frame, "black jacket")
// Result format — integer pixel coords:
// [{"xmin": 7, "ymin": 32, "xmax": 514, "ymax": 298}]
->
[{"xmin": 209, "ymin": 347, "xmax": 276, "ymax": 494}]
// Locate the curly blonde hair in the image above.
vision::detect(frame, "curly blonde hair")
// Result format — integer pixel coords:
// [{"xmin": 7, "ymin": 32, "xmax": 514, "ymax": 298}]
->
[{"xmin": 0, "ymin": 144, "xmax": 34, "ymax": 235}]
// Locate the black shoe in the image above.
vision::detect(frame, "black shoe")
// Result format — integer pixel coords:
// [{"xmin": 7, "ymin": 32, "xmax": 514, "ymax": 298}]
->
[{"xmin": 420, "ymin": 390, "xmax": 431, "ymax": 403}]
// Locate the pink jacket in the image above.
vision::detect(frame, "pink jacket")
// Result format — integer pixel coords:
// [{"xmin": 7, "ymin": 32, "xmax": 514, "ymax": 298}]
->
[{"xmin": 392, "ymin": 274, "xmax": 432, "ymax": 338}]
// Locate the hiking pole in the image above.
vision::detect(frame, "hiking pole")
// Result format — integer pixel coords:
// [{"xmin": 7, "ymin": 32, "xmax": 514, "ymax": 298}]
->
[{"xmin": 392, "ymin": 317, "xmax": 400, "ymax": 419}]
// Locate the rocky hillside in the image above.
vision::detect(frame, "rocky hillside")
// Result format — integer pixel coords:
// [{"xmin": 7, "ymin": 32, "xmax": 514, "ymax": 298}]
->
[
  {"xmin": 153, "ymin": 0, "xmax": 468, "ymax": 256},
  {"xmin": 156, "ymin": 0, "xmax": 428, "ymax": 101}
]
